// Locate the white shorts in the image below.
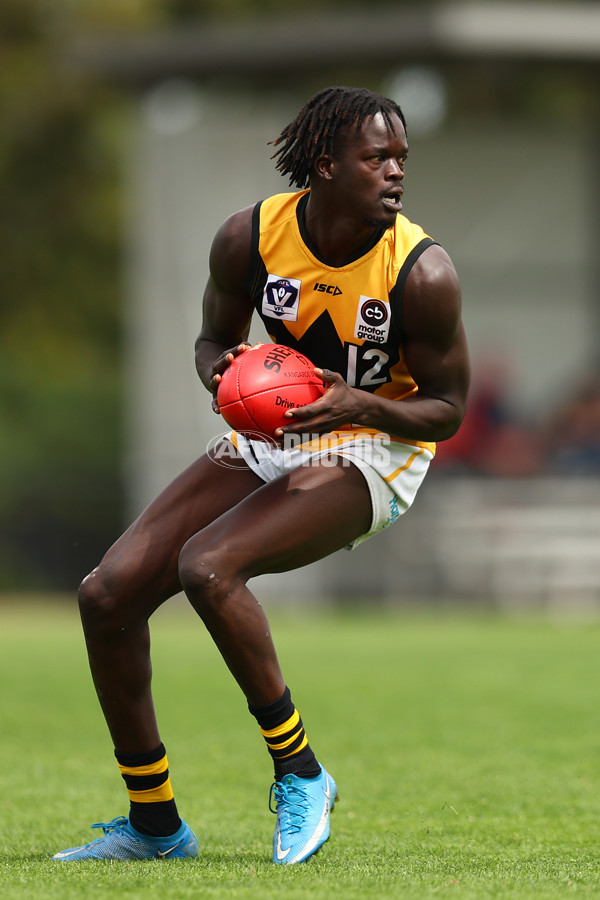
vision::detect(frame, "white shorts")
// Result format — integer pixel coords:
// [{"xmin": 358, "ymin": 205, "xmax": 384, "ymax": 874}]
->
[{"xmin": 226, "ymin": 430, "xmax": 434, "ymax": 549}]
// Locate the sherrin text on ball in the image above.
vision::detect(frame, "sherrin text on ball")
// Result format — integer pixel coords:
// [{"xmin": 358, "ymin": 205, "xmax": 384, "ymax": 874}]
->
[{"xmin": 217, "ymin": 344, "xmax": 324, "ymax": 441}]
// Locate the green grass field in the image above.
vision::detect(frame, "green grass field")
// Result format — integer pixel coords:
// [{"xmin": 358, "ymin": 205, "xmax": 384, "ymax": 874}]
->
[{"xmin": 1, "ymin": 597, "xmax": 599, "ymax": 898}]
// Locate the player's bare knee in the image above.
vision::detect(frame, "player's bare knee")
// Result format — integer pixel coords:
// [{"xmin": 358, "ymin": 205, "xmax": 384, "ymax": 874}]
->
[
  {"xmin": 78, "ymin": 569, "xmax": 103, "ymax": 617},
  {"xmin": 78, "ymin": 566, "xmax": 124, "ymax": 633},
  {"xmin": 178, "ymin": 549, "xmax": 232, "ymax": 615}
]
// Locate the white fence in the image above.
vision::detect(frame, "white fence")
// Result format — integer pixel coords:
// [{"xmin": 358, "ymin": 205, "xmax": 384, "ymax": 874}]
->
[{"xmin": 297, "ymin": 477, "xmax": 600, "ymax": 612}]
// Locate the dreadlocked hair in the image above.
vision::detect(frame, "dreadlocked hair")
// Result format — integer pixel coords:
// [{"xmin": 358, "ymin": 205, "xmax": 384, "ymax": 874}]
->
[{"xmin": 270, "ymin": 86, "xmax": 406, "ymax": 189}]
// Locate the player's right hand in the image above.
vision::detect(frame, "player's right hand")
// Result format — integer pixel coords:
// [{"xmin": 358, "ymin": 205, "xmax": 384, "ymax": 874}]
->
[{"xmin": 210, "ymin": 343, "xmax": 252, "ymax": 412}]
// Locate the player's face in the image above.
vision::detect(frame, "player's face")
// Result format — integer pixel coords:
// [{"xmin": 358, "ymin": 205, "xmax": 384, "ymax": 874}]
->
[{"xmin": 331, "ymin": 112, "xmax": 408, "ymax": 228}]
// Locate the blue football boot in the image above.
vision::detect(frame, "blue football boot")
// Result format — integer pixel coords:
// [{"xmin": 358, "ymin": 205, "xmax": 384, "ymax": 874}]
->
[
  {"xmin": 270, "ymin": 766, "xmax": 338, "ymax": 864},
  {"xmin": 52, "ymin": 816, "xmax": 198, "ymax": 861}
]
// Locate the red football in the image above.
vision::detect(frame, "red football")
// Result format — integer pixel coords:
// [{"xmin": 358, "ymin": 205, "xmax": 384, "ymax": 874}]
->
[{"xmin": 217, "ymin": 343, "xmax": 324, "ymax": 441}]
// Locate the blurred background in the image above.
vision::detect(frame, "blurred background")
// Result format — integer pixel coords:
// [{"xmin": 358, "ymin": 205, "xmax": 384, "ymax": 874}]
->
[{"xmin": 2, "ymin": 0, "xmax": 600, "ymax": 611}]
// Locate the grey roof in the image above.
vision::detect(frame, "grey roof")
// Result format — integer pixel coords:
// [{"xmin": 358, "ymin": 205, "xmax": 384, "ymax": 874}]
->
[{"xmin": 68, "ymin": 2, "xmax": 600, "ymax": 86}]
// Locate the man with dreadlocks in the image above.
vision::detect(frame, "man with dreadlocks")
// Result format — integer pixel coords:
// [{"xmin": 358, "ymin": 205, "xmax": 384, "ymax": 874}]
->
[{"xmin": 53, "ymin": 87, "xmax": 469, "ymax": 866}]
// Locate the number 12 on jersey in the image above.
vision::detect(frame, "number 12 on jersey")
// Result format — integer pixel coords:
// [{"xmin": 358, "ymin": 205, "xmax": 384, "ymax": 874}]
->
[{"xmin": 346, "ymin": 345, "xmax": 390, "ymax": 388}]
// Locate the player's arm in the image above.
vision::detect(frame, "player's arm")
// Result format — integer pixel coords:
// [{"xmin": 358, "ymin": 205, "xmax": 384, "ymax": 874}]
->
[
  {"xmin": 281, "ymin": 244, "xmax": 470, "ymax": 442},
  {"xmin": 377, "ymin": 243, "xmax": 470, "ymax": 441},
  {"xmin": 195, "ymin": 206, "xmax": 255, "ymax": 406}
]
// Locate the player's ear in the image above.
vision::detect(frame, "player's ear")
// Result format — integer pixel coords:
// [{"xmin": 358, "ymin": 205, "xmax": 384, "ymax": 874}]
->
[{"xmin": 314, "ymin": 154, "xmax": 335, "ymax": 181}]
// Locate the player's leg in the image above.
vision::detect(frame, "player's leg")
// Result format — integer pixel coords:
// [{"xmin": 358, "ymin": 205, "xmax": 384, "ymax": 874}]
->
[
  {"xmin": 54, "ymin": 445, "xmax": 264, "ymax": 861},
  {"xmin": 178, "ymin": 455, "xmax": 372, "ymax": 706},
  {"xmin": 177, "ymin": 456, "xmax": 372, "ymax": 864},
  {"xmin": 78, "ymin": 449, "xmax": 263, "ymax": 751}
]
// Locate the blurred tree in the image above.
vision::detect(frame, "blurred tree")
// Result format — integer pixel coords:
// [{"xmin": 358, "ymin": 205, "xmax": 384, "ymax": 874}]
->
[{"xmin": 0, "ymin": 1, "xmax": 132, "ymax": 589}]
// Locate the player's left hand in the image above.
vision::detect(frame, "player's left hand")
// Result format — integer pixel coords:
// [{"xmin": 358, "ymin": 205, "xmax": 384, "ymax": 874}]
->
[{"xmin": 275, "ymin": 368, "xmax": 361, "ymax": 437}]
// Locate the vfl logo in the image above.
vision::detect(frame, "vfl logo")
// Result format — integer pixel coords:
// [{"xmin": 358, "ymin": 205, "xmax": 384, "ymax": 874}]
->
[
  {"xmin": 354, "ymin": 296, "xmax": 391, "ymax": 344},
  {"xmin": 262, "ymin": 274, "xmax": 301, "ymax": 322}
]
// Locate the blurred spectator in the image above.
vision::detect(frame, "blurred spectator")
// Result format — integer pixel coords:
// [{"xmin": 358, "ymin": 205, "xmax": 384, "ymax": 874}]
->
[
  {"xmin": 542, "ymin": 371, "xmax": 600, "ymax": 475},
  {"xmin": 436, "ymin": 361, "xmax": 600, "ymax": 478},
  {"xmin": 434, "ymin": 357, "xmax": 545, "ymax": 477}
]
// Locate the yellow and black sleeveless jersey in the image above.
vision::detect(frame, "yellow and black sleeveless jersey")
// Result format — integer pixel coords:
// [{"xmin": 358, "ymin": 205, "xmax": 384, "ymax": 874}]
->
[{"xmin": 247, "ymin": 190, "xmax": 437, "ymax": 449}]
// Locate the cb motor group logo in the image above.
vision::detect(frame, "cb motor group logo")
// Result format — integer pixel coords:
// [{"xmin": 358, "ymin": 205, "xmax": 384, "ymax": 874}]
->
[
  {"xmin": 262, "ymin": 274, "xmax": 301, "ymax": 322},
  {"xmin": 354, "ymin": 295, "xmax": 391, "ymax": 344}
]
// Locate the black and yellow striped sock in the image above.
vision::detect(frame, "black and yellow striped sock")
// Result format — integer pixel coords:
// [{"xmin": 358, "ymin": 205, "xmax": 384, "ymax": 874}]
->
[
  {"xmin": 115, "ymin": 742, "xmax": 181, "ymax": 837},
  {"xmin": 249, "ymin": 686, "xmax": 321, "ymax": 780}
]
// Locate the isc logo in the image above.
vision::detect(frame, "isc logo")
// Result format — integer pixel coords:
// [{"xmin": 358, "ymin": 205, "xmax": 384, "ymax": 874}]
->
[{"xmin": 314, "ymin": 283, "xmax": 342, "ymax": 296}]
